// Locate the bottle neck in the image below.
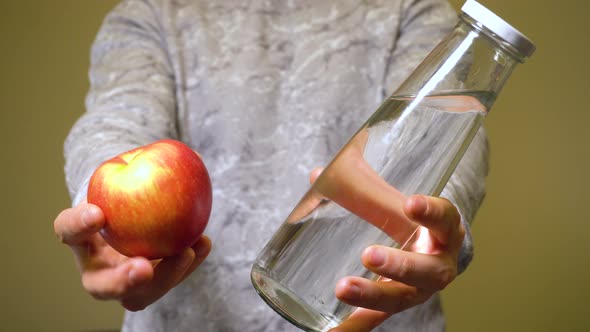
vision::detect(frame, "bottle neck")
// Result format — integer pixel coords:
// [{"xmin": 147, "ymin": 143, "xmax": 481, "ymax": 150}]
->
[
  {"xmin": 459, "ymin": 14, "xmax": 527, "ymax": 64},
  {"xmin": 392, "ymin": 17, "xmax": 524, "ymax": 111}
]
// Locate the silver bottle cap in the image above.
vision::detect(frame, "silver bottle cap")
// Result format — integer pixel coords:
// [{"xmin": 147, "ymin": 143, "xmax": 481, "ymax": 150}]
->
[{"xmin": 462, "ymin": 0, "xmax": 536, "ymax": 58}]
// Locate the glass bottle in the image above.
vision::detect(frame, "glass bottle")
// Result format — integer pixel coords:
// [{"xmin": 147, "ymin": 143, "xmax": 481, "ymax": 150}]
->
[{"xmin": 251, "ymin": 1, "xmax": 536, "ymax": 331}]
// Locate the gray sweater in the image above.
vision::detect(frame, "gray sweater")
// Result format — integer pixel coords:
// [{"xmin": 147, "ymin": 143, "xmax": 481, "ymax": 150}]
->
[{"xmin": 64, "ymin": 0, "xmax": 489, "ymax": 331}]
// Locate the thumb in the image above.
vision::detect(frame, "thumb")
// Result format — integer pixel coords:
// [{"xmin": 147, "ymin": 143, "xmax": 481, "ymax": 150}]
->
[{"xmin": 54, "ymin": 203, "xmax": 105, "ymax": 245}]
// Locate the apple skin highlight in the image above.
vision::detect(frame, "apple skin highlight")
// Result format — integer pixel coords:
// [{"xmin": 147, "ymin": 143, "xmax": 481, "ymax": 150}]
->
[{"xmin": 88, "ymin": 139, "xmax": 212, "ymax": 259}]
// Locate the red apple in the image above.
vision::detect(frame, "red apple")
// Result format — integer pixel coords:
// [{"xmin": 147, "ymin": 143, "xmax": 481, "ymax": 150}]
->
[{"xmin": 87, "ymin": 139, "xmax": 212, "ymax": 259}]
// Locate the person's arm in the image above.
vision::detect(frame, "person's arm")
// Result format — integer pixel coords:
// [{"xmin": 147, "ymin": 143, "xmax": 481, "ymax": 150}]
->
[
  {"xmin": 65, "ymin": 0, "xmax": 179, "ymax": 206},
  {"xmin": 330, "ymin": 1, "xmax": 489, "ymax": 330},
  {"xmin": 383, "ymin": 0, "xmax": 457, "ymax": 93},
  {"xmin": 382, "ymin": 0, "xmax": 489, "ymax": 275},
  {"xmin": 441, "ymin": 126, "xmax": 488, "ymax": 273},
  {"xmin": 56, "ymin": 0, "xmax": 210, "ymax": 311}
]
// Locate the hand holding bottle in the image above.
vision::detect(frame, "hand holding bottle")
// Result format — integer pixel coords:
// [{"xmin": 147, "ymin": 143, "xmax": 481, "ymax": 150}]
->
[
  {"xmin": 306, "ymin": 139, "xmax": 464, "ymax": 332},
  {"xmin": 252, "ymin": 2, "xmax": 535, "ymax": 329},
  {"xmin": 330, "ymin": 194, "xmax": 464, "ymax": 332}
]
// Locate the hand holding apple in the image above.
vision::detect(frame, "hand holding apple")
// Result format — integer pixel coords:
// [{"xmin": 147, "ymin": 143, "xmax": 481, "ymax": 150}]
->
[
  {"xmin": 88, "ymin": 139, "xmax": 212, "ymax": 259},
  {"xmin": 54, "ymin": 199, "xmax": 212, "ymax": 311}
]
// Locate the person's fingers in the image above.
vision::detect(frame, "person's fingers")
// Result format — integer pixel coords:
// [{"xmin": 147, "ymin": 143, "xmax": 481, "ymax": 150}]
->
[
  {"xmin": 81, "ymin": 257, "xmax": 153, "ymax": 300},
  {"xmin": 315, "ymin": 148, "xmax": 417, "ymax": 243},
  {"xmin": 54, "ymin": 204, "xmax": 105, "ymax": 245},
  {"xmin": 152, "ymin": 247, "xmax": 196, "ymax": 288},
  {"xmin": 79, "ymin": 238, "xmax": 209, "ymax": 311},
  {"xmin": 287, "ymin": 168, "xmax": 327, "ymax": 223},
  {"xmin": 309, "ymin": 167, "xmax": 324, "ymax": 184},
  {"xmin": 328, "ymin": 308, "xmax": 390, "ymax": 332},
  {"xmin": 179, "ymin": 235, "xmax": 212, "ymax": 283},
  {"xmin": 120, "ymin": 247, "xmax": 195, "ymax": 311},
  {"xmin": 361, "ymin": 245, "xmax": 456, "ymax": 291},
  {"xmin": 403, "ymin": 195, "xmax": 463, "ymax": 246},
  {"xmin": 334, "ymin": 277, "xmax": 431, "ymax": 313}
]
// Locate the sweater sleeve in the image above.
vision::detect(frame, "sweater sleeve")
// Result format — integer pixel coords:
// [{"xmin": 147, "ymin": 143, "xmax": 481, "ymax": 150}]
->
[
  {"xmin": 64, "ymin": 0, "xmax": 178, "ymax": 206},
  {"xmin": 383, "ymin": 0, "xmax": 490, "ymax": 274},
  {"xmin": 441, "ymin": 127, "xmax": 489, "ymax": 273},
  {"xmin": 383, "ymin": 0, "xmax": 458, "ymax": 93}
]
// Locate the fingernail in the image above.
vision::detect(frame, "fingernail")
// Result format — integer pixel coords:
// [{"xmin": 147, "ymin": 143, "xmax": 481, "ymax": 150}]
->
[
  {"xmin": 367, "ymin": 247, "xmax": 386, "ymax": 267},
  {"xmin": 175, "ymin": 249, "xmax": 194, "ymax": 271},
  {"xmin": 195, "ymin": 243, "xmax": 210, "ymax": 258},
  {"xmin": 186, "ymin": 247, "xmax": 196, "ymax": 261},
  {"xmin": 128, "ymin": 262, "xmax": 139, "ymax": 285},
  {"xmin": 347, "ymin": 283, "xmax": 361, "ymax": 299},
  {"xmin": 410, "ymin": 195, "xmax": 428, "ymax": 216},
  {"xmin": 194, "ymin": 238, "xmax": 211, "ymax": 258},
  {"xmin": 339, "ymin": 280, "xmax": 361, "ymax": 300},
  {"xmin": 81, "ymin": 206, "xmax": 97, "ymax": 228}
]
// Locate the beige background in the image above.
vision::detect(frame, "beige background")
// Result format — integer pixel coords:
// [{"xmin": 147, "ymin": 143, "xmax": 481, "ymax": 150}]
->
[{"xmin": 1, "ymin": 0, "xmax": 587, "ymax": 331}]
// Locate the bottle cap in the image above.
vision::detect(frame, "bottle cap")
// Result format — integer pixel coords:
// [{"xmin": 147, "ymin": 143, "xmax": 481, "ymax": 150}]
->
[{"xmin": 462, "ymin": 0, "xmax": 536, "ymax": 58}]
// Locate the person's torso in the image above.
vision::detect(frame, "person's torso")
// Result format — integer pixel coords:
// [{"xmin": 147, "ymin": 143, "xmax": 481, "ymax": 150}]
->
[{"xmin": 123, "ymin": 1, "xmax": 447, "ymax": 331}]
